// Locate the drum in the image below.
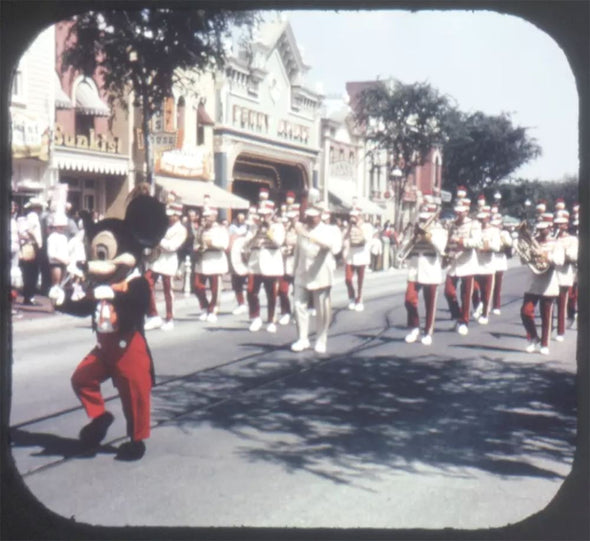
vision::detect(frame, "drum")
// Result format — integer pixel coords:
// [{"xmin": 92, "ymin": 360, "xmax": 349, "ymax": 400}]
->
[{"xmin": 229, "ymin": 235, "xmax": 248, "ymax": 276}]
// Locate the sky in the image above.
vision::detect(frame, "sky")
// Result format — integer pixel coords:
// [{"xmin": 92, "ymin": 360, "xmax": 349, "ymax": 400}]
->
[{"xmin": 282, "ymin": 9, "xmax": 579, "ymax": 182}]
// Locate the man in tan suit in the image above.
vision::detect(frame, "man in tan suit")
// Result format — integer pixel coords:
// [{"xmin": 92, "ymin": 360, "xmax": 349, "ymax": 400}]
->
[{"xmin": 291, "ymin": 202, "xmax": 341, "ymax": 354}]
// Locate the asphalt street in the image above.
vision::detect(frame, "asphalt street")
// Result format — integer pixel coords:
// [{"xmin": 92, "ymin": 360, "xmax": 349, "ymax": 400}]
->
[{"xmin": 7, "ymin": 263, "xmax": 578, "ymax": 531}]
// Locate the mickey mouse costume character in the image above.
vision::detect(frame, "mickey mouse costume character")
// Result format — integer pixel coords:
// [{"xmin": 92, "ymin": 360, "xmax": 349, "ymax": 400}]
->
[{"xmin": 49, "ymin": 194, "xmax": 168, "ymax": 461}]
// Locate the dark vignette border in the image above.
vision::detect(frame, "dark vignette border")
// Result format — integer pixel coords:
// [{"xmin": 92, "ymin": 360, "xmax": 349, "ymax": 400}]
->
[{"xmin": 1, "ymin": 1, "xmax": 588, "ymax": 540}]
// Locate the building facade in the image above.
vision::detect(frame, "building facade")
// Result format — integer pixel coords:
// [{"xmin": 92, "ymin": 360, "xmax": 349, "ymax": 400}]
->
[
  {"xmin": 10, "ymin": 25, "xmax": 54, "ymax": 210},
  {"xmin": 213, "ymin": 18, "xmax": 323, "ymax": 213}
]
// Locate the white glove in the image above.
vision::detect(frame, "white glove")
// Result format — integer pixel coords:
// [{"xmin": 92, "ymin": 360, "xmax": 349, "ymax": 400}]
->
[
  {"xmin": 48, "ymin": 285, "xmax": 65, "ymax": 306},
  {"xmin": 93, "ymin": 285, "xmax": 115, "ymax": 300}
]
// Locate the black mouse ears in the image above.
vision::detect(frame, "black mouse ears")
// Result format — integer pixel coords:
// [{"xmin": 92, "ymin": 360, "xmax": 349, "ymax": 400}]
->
[{"xmin": 124, "ymin": 194, "xmax": 168, "ymax": 249}]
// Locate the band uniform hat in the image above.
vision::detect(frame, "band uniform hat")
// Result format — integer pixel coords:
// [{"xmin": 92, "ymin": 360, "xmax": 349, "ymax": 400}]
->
[
  {"xmin": 304, "ymin": 203, "xmax": 322, "ymax": 217},
  {"xmin": 286, "ymin": 190, "xmax": 296, "ymax": 202},
  {"xmin": 286, "ymin": 203, "xmax": 300, "ymax": 218},
  {"xmin": 554, "ymin": 209, "xmax": 570, "ymax": 224},
  {"xmin": 554, "ymin": 198, "xmax": 566, "ymax": 211},
  {"xmin": 477, "ymin": 194, "xmax": 486, "ymax": 207},
  {"xmin": 24, "ymin": 196, "xmax": 46, "ymax": 209},
  {"xmin": 536, "ymin": 213, "xmax": 553, "ymax": 229},
  {"xmin": 259, "ymin": 187, "xmax": 270, "ymax": 200},
  {"xmin": 202, "ymin": 206, "xmax": 218, "ymax": 217},
  {"xmin": 454, "ymin": 200, "xmax": 470, "ymax": 213},
  {"xmin": 476, "ymin": 208, "xmax": 491, "ymax": 220},
  {"xmin": 491, "ymin": 213, "xmax": 503, "ymax": 226},
  {"xmin": 258, "ymin": 200, "xmax": 275, "ymax": 215},
  {"xmin": 456, "ymin": 186, "xmax": 467, "ymax": 198},
  {"xmin": 166, "ymin": 202, "xmax": 184, "ymax": 216},
  {"xmin": 535, "ymin": 200, "xmax": 547, "ymax": 213}
]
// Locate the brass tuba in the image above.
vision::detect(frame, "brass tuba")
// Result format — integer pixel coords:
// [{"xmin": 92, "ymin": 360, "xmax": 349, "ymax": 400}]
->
[
  {"xmin": 513, "ymin": 221, "xmax": 551, "ymax": 274},
  {"xmin": 396, "ymin": 209, "xmax": 441, "ymax": 264}
]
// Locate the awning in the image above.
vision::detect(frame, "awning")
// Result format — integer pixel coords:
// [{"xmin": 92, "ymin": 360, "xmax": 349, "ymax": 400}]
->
[
  {"xmin": 55, "ymin": 73, "xmax": 73, "ymax": 109},
  {"xmin": 55, "ymin": 148, "xmax": 128, "ymax": 175},
  {"xmin": 75, "ymin": 78, "xmax": 110, "ymax": 116},
  {"xmin": 197, "ymin": 103, "xmax": 215, "ymax": 126},
  {"xmin": 328, "ymin": 185, "xmax": 385, "ymax": 216},
  {"xmin": 155, "ymin": 176, "xmax": 249, "ymax": 209}
]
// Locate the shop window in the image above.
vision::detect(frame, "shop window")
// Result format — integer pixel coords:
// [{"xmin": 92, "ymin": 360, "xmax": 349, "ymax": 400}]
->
[
  {"xmin": 197, "ymin": 125, "xmax": 205, "ymax": 145},
  {"xmin": 75, "ymin": 113, "xmax": 94, "ymax": 137}
]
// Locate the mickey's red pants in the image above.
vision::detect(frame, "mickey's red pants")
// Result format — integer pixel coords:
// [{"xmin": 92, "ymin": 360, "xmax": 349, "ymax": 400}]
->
[{"xmin": 71, "ymin": 331, "xmax": 152, "ymax": 441}]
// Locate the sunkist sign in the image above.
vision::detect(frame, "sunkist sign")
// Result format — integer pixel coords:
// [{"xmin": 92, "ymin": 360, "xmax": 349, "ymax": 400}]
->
[{"xmin": 53, "ymin": 124, "xmax": 121, "ymax": 154}]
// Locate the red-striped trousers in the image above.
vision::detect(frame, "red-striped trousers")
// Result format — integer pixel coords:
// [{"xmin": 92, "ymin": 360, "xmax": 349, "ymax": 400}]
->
[
  {"xmin": 247, "ymin": 274, "xmax": 278, "ymax": 322},
  {"xmin": 492, "ymin": 270, "xmax": 504, "ymax": 310},
  {"xmin": 145, "ymin": 270, "xmax": 173, "ymax": 321},
  {"xmin": 278, "ymin": 275, "xmax": 293, "ymax": 315},
  {"xmin": 444, "ymin": 275, "xmax": 474, "ymax": 324},
  {"xmin": 71, "ymin": 331, "xmax": 152, "ymax": 441},
  {"xmin": 521, "ymin": 293, "xmax": 555, "ymax": 347},
  {"xmin": 556, "ymin": 285, "xmax": 572, "ymax": 336},
  {"xmin": 345, "ymin": 264, "xmax": 366, "ymax": 303},
  {"xmin": 194, "ymin": 273, "xmax": 220, "ymax": 314},
  {"xmin": 405, "ymin": 282, "xmax": 439, "ymax": 335},
  {"xmin": 231, "ymin": 273, "xmax": 247, "ymax": 306},
  {"xmin": 473, "ymin": 274, "xmax": 495, "ymax": 317}
]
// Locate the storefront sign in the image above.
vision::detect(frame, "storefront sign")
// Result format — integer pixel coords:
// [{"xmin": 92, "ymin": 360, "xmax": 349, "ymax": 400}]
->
[
  {"xmin": 156, "ymin": 145, "xmax": 212, "ymax": 180},
  {"xmin": 11, "ymin": 109, "xmax": 49, "ymax": 160},
  {"xmin": 53, "ymin": 123, "xmax": 121, "ymax": 154},
  {"xmin": 330, "ymin": 160, "xmax": 354, "ymax": 178}
]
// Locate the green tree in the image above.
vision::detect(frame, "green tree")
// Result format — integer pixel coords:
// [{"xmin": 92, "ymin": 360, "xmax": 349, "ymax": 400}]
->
[
  {"xmin": 352, "ymin": 79, "xmax": 453, "ymax": 231},
  {"xmin": 61, "ymin": 8, "xmax": 259, "ymax": 186},
  {"xmin": 441, "ymin": 110, "xmax": 542, "ymax": 195}
]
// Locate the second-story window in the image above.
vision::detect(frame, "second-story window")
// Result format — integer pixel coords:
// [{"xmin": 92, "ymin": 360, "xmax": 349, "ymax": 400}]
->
[{"xmin": 11, "ymin": 66, "xmax": 25, "ymax": 103}]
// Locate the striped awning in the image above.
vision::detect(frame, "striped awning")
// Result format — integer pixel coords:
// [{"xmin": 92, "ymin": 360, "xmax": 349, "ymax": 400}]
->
[
  {"xmin": 54, "ymin": 148, "xmax": 128, "ymax": 175},
  {"xmin": 75, "ymin": 78, "xmax": 110, "ymax": 116},
  {"xmin": 156, "ymin": 176, "xmax": 249, "ymax": 209},
  {"xmin": 55, "ymin": 73, "xmax": 73, "ymax": 109}
]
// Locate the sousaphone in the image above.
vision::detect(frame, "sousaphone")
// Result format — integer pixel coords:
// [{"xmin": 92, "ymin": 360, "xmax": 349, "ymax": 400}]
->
[{"xmin": 229, "ymin": 235, "xmax": 248, "ymax": 276}]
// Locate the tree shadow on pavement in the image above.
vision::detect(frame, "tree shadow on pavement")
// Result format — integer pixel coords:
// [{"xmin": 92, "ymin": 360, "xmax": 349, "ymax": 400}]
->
[{"xmin": 152, "ymin": 350, "xmax": 576, "ymax": 486}]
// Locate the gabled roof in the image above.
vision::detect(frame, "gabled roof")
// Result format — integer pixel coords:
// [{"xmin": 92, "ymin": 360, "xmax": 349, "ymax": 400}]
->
[{"xmin": 253, "ymin": 18, "xmax": 309, "ymax": 82}]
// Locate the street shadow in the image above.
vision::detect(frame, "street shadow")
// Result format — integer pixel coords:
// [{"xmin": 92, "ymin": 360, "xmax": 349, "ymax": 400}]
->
[
  {"xmin": 152, "ymin": 350, "xmax": 576, "ymax": 487},
  {"xmin": 10, "ymin": 427, "xmax": 117, "ymax": 459}
]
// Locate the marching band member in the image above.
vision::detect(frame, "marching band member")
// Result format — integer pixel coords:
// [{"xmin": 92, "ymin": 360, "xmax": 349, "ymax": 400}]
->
[
  {"xmin": 568, "ymin": 204, "xmax": 579, "ymax": 324},
  {"xmin": 403, "ymin": 203, "xmax": 448, "ymax": 346},
  {"xmin": 228, "ymin": 211, "xmax": 249, "ymax": 315},
  {"xmin": 193, "ymin": 206, "xmax": 229, "ymax": 323},
  {"xmin": 245, "ymin": 200, "xmax": 285, "ymax": 333},
  {"xmin": 520, "ymin": 213, "xmax": 564, "ymax": 355},
  {"xmin": 144, "ymin": 202, "xmax": 187, "ymax": 331},
  {"xmin": 343, "ymin": 207, "xmax": 374, "ymax": 312},
  {"xmin": 553, "ymin": 209, "xmax": 578, "ymax": 341},
  {"xmin": 472, "ymin": 206, "xmax": 501, "ymax": 325},
  {"xmin": 491, "ymin": 212, "xmax": 513, "ymax": 315},
  {"xmin": 277, "ymin": 203, "xmax": 300, "ymax": 326},
  {"xmin": 443, "ymin": 198, "xmax": 481, "ymax": 336},
  {"xmin": 291, "ymin": 201, "xmax": 341, "ymax": 354}
]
